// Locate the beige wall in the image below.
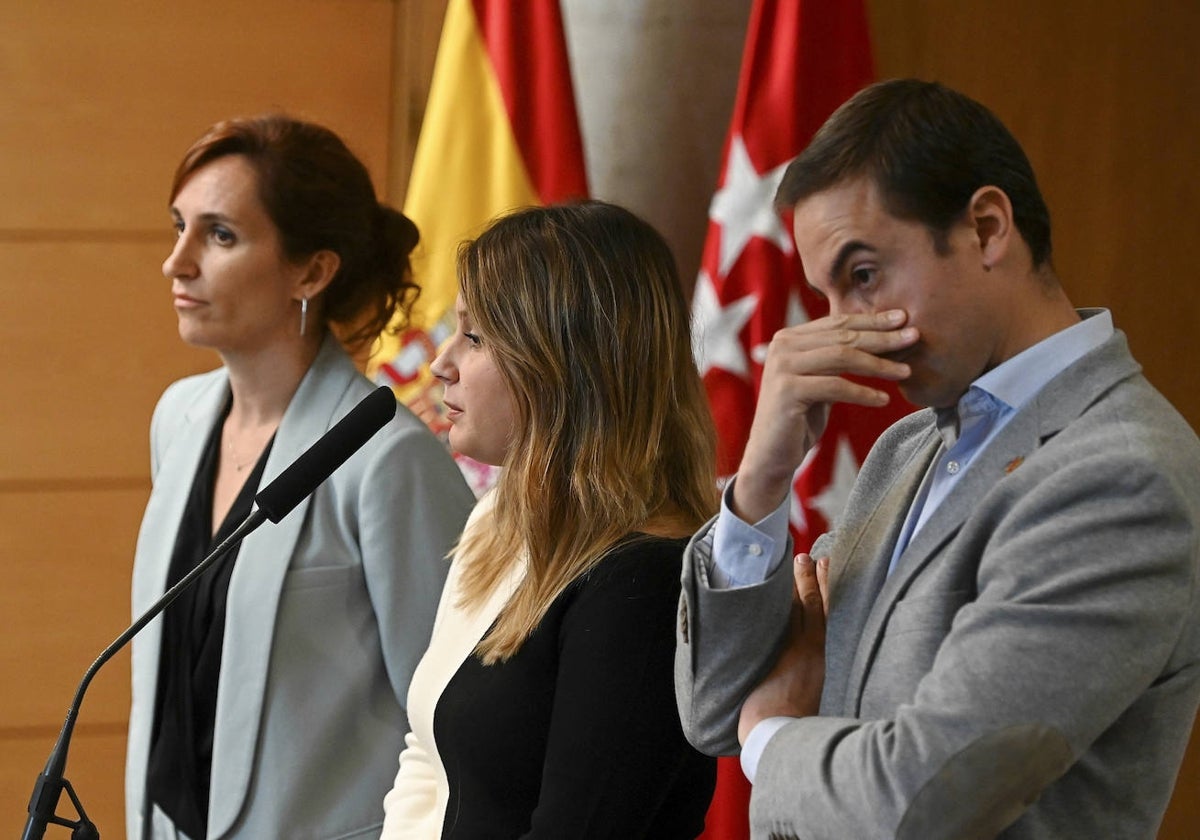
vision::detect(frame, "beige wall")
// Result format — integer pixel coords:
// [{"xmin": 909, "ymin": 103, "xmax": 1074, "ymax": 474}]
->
[{"xmin": 1, "ymin": 1, "xmax": 1196, "ymax": 836}]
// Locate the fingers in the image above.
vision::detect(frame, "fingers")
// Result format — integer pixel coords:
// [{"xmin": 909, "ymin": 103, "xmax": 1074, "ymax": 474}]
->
[
  {"xmin": 816, "ymin": 555, "xmax": 830, "ymax": 616},
  {"xmin": 738, "ymin": 553, "xmax": 831, "ymax": 742},
  {"xmin": 751, "ymin": 308, "xmax": 912, "ymax": 358},
  {"xmin": 733, "ymin": 310, "xmax": 917, "ymax": 522},
  {"xmin": 753, "ymin": 309, "xmax": 917, "ymax": 426},
  {"xmin": 764, "ymin": 311, "xmax": 918, "ymax": 385},
  {"xmin": 793, "ymin": 554, "xmax": 827, "ymax": 642}
]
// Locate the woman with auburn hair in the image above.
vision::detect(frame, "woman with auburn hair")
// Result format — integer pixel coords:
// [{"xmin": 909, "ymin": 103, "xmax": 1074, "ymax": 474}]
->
[
  {"xmin": 382, "ymin": 200, "xmax": 718, "ymax": 839},
  {"xmin": 126, "ymin": 114, "xmax": 474, "ymax": 840}
]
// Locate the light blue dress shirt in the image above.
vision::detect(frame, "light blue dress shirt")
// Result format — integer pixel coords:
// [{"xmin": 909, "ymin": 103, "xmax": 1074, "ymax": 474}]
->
[{"xmin": 708, "ymin": 309, "xmax": 1115, "ymax": 782}]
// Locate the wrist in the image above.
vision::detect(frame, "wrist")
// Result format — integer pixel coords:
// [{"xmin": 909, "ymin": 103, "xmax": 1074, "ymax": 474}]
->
[{"xmin": 731, "ymin": 465, "xmax": 793, "ymax": 524}]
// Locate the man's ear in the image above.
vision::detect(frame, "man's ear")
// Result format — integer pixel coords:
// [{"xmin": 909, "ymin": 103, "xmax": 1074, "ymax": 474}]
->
[
  {"xmin": 295, "ymin": 249, "xmax": 340, "ymax": 300},
  {"xmin": 967, "ymin": 185, "xmax": 1014, "ymax": 269}
]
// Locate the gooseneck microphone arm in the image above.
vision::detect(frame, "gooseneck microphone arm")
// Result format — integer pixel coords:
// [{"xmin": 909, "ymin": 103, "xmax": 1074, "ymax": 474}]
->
[
  {"xmin": 22, "ymin": 509, "xmax": 269, "ymax": 840},
  {"xmin": 22, "ymin": 386, "xmax": 397, "ymax": 839}
]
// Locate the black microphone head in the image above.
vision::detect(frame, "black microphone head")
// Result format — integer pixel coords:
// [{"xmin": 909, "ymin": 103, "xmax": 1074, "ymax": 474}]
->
[{"xmin": 254, "ymin": 386, "xmax": 397, "ymax": 523}]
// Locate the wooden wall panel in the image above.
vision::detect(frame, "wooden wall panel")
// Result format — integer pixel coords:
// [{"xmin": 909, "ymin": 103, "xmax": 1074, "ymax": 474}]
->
[
  {"xmin": 0, "ymin": 489, "xmax": 144, "ymax": 732},
  {"xmin": 0, "ymin": 489, "xmax": 142, "ymax": 832},
  {"xmin": 0, "ymin": 241, "xmax": 213, "ymax": 482},
  {"xmin": 386, "ymin": 0, "xmax": 450, "ymax": 204},
  {"xmin": 2, "ymin": 731, "xmax": 127, "ymax": 837},
  {"xmin": 0, "ymin": 1, "xmax": 397, "ymax": 232}
]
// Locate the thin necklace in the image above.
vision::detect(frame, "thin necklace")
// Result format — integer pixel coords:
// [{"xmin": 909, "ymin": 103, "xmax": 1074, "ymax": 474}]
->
[
  {"xmin": 225, "ymin": 428, "xmax": 270, "ymax": 472},
  {"xmin": 226, "ymin": 439, "xmax": 262, "ymax": 472}
]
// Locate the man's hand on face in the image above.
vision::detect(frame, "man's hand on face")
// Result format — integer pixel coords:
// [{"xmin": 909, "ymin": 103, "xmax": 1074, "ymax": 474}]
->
[{"xmin": 732, "ymin": 309, "xmax": 917, "ymax": 524}]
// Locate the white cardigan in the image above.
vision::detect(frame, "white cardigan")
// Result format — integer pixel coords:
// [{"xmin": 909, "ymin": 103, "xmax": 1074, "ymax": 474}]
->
[{"xmin": 382, "ymin": 495, "xmax": 524, "ymax": 839}]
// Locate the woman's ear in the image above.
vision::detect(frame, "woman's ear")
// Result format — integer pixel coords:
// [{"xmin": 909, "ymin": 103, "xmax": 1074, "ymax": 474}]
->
[
  {"xmin": 295, "ymin": 249, "xmax": 340, "ymax": 300},
  {"xmin": 967, "ymin": 185, "xmax": 1014, "ymax": 270}
]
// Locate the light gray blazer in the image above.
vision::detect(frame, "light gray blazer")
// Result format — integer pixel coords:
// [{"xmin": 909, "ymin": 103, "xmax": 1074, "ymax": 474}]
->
[
  {"xmin": 125, "ymin": 336, "xmax": 475, "ymax": 840},
  {"xmin": 677, "ymin": 332, "xmax": 1200, "ymax": 839}
]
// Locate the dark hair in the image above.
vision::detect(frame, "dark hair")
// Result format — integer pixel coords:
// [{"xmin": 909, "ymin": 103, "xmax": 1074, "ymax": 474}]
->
[
  {"xmin": 776, "ymin": 79, "xmax": 1052, "ymax": 267},
  {"xmin": 170, "ymin": 114, "xmax": 420, "ymax": 351}
]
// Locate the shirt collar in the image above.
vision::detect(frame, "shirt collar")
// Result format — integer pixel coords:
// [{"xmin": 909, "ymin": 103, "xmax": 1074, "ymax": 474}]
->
[
  {"xmin": 934, "ymin": 308, "xmax": 1113, "ymax": 445},
  {"xmin": 975, "ymin": 308, "xmax": 1112, "ymax": 411}
]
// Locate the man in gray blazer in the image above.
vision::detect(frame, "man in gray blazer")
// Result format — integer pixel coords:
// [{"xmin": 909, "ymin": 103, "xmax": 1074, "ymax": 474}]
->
[{"xmin": 675, "ymin": 79, "xmax": 1200, "ymax": 839}]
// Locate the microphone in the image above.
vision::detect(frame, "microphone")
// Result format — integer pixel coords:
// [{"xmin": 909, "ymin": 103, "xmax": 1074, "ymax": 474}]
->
[
  {"xmin": 255, "ymin": 384, "xmax": 397, "ymax": 522},
  {"xmin": 22, "ymin": 386, "xmax": 398, "ymax": 839}
]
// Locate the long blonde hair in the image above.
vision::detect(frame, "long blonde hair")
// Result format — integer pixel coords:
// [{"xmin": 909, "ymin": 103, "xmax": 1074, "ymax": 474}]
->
[{"xmin": 453, "ymin": 201, "xmax": 718, "ymax": 663}]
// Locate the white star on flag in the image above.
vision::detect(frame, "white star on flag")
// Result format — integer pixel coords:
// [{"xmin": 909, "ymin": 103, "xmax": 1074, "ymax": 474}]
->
[
  {"xmin": 788, "ymin": 446, "xmax": 820, "ymax": 533},
  {"xmin": 751, "ymin": 287, "xmax": 812, "ymax": 366},
  {"xmin": 785, "ymin": 286, "xmax": 811, "ymax": 328},
  {"xmin": 692, "ymin": 268, "xmax": 759, "ymax": 378},
  {"xmin": 708, "ymin": 134, "xmax": 794, "ymax": 276},
  {"xmin": 809, "ymin": 434, "xmax": 861, "ymax": 529}
]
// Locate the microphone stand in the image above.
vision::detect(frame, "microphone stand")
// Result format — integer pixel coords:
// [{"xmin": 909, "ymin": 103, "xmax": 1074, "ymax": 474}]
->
[{"xmin": 22, "ymin": 507, "xmax": 269, "ymax": 840}]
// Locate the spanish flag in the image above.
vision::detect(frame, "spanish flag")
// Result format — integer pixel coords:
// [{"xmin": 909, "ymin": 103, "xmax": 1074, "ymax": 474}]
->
[{"xmin": 373, "ymin": 0, "xmax": 588, "ymax": 492}]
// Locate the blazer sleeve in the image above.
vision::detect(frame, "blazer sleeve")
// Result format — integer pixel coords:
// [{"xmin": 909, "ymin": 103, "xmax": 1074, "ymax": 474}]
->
[
  {"xmin": 752, "ymin": 447, "xmax": 1200, "ymax": 839},
  {"xmin": 675, "ymin": 519, "xmax": 797, "ymax": 756},
  {"xmin": 357, "ymin": 418, "xmax": 475, "ymax": 718},
  {"xmin": 525, "ymin": 543, "xmax": 713, "ymax": 838}
]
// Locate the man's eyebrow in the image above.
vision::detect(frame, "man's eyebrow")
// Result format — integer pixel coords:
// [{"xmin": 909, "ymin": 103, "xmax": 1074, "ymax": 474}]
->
[{"xmin": 829, "ymin": 240, "xmax": 876, "ymax": 281}]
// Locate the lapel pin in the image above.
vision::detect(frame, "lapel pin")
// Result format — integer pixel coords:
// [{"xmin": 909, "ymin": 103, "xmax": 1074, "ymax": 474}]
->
[{"xmin": 1004, "ymin": 456, "xmax": 1025, "ymax": 474}]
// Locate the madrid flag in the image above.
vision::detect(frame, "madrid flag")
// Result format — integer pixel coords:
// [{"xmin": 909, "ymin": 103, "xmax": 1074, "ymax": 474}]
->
[
  {"xmin": 690, "ymin": 1, "xmax": 912, "ymax": 836},
  {"xmin": 372, "ymin": 0, "xmax": 588, "ymax": 493}
]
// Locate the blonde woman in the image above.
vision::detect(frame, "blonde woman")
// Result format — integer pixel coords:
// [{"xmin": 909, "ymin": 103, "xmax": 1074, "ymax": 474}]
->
[{"xmin": 383, "ymin": 201, "xmax": 718, "ymax": 838}]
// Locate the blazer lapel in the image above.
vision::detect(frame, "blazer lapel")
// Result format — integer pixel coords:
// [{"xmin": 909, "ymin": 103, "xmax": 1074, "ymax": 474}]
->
[
  {"xmin": 131, "ymin": 377, "xmax": 230, "ymax": 618},
  {"xmin": 127, "ymin": 371, "xmax": 229, "ymax": 839},
  {"xmin": 840, "ymin": 331, "xmax": 1143, "ymax": 715},
  {"xmin": 206, "ymin": 336, "xmax": 358, "ymax": 838},
  {"xmin": 822, "ymin": 429, "xmax": 939, "ymax": 714},
  {"xmin": 881, "ymin": 330, "xmax": 1141, "ymax": 597}
]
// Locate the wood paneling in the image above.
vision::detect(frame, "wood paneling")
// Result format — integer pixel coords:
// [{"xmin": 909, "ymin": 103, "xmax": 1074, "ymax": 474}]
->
[
  {"xmin": 3, "ymin": 730, "xmax": 127, "ymax": 837},
  {"xmin": 0, "ymin": 1, "xmax": 396, "ymax": 232},
  {"xmin": 0, "ymin": 241, "xmax": 213, "ymax": 481},
  {"xmin": 0, "ymin": 489, "xmax": 147, "ymax": 727},
  {"xmin": 386, "ymin": 0, "xmax": 450, "ymax": 204},
  {"xmin": 0, "ymin": 489, "xmax": 143, "ymax": 831}
]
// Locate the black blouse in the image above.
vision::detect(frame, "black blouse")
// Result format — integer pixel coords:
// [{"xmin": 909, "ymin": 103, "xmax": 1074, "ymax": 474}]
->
[
  {"xmin": 434, "ymin": 536, "xmax": 716, "ymax": 839},
  {"xmin": 145, "ymin": 401, "xmax": 273, "ymax": 838}
]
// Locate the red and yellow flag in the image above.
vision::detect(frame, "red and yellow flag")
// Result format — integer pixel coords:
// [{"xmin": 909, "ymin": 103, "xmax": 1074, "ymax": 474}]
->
[
  {"xmin": 690, "ymin": 1, "xmax": 911, "ymax": 836},
  {"xmin": 373, "ymin": 0, "xmax": 588, "ymax": 492}
]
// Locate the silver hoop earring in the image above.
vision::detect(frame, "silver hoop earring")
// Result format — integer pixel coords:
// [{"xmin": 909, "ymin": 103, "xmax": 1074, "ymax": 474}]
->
[{"xmin": 300, "ymin": 297, "xmax": 308, "ymax": 336}]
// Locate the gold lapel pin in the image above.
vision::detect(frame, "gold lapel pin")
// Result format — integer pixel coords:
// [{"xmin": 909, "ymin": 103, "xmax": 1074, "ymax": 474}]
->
[{"xmin": 1004, "ymin": 456, "xmax": 1025, "ymax": 474}]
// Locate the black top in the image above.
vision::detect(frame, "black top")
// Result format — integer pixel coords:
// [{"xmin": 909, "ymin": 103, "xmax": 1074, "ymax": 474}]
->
[
  {"xmin": 145, "ymin": 402, "xmax": 273, "ymax": 838},
  {"xmin": 435, "ymin": 535, "xmax": 715, "ymax": 839}
]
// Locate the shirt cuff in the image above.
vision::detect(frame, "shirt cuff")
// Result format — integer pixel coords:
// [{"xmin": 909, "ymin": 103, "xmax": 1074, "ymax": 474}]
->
[
  {"xmin": 740, "ymin": 717, "xmax": 793, "ymax": 783},
  {"xmin": 707, "ymin": 479, "xmax": 791, "ymax": 588}
]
